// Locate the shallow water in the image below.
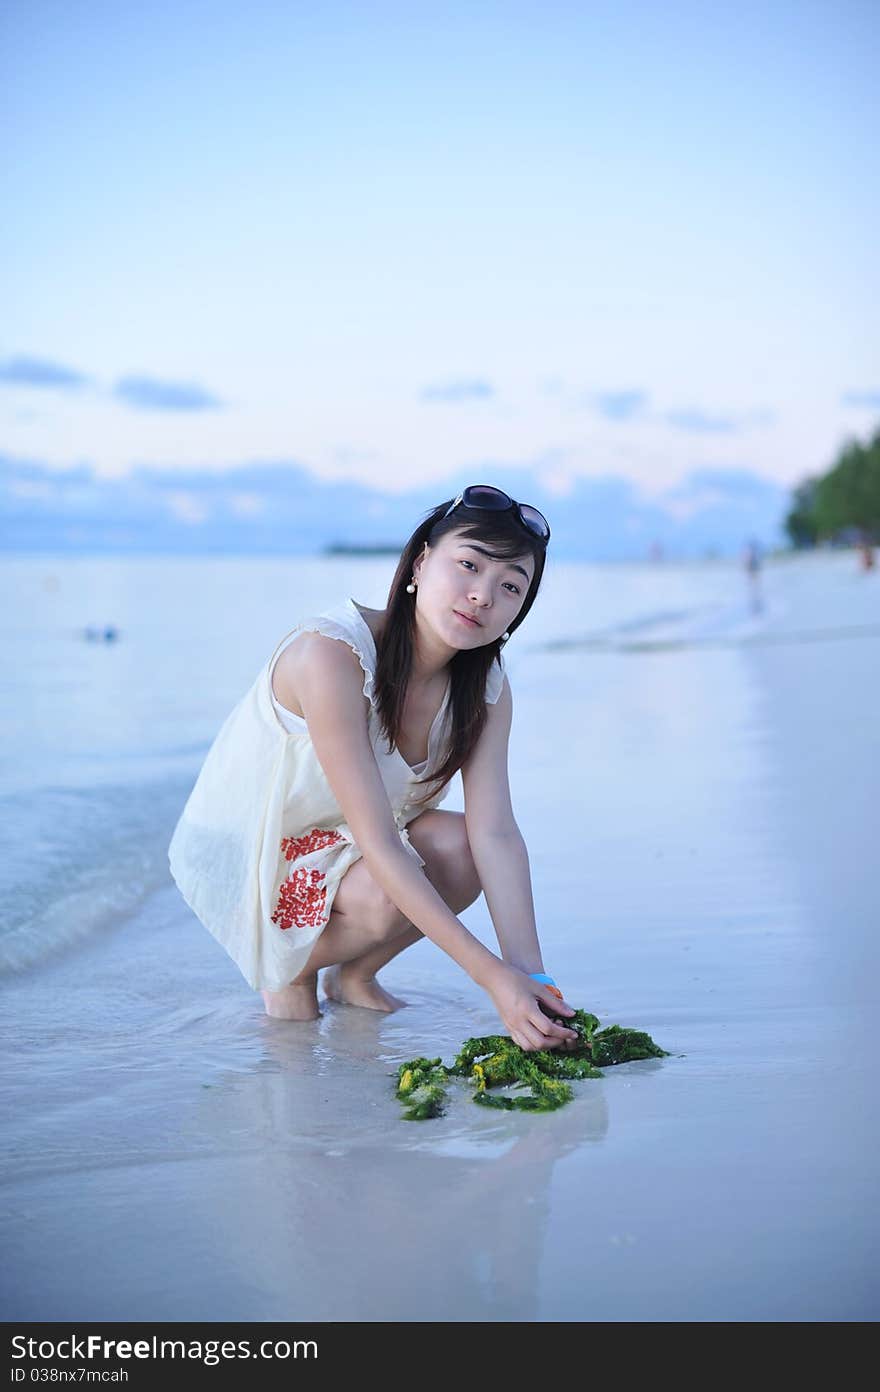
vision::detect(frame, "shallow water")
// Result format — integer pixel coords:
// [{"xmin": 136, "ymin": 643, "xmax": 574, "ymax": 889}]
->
[
  {"xmin": 1, "ymin": 552, "xmax": 764, "ymax": 974},
  {"xmin": 1, "ymin": 551, "xmax": 877, "ymax": 1320}
]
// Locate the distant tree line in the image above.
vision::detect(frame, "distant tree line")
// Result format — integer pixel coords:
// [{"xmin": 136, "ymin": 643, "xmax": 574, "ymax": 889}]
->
[{"xmin": 785, "ymin": 424, "xmax": 880, "ymax": 547}]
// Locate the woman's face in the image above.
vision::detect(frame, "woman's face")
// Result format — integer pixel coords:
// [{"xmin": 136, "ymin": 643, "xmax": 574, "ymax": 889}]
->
[{"xmin": 413, "ymin": 528, "xmax": 534, "ymax": 650}]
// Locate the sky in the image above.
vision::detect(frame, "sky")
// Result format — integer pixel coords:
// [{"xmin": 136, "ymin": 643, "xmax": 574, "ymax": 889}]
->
[{"xmin": 2, "ymin": 0, "xmax": 878, "ymax": 513}]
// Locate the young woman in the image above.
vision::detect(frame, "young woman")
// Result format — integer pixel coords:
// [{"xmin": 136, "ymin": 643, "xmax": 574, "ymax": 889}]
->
[{"xmin": 168, "ymin": 486, "xmax": 579, "ymax": 1052}]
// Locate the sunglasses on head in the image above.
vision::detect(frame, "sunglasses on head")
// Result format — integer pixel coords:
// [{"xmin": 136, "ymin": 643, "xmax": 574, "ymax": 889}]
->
[{"xmin": 441, "ymin": 485, "xmax": 551, "ymax": 542}]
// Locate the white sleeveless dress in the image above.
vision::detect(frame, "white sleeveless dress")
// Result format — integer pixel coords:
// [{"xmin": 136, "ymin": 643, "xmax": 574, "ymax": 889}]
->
[{"xmin": 168, "ymin": 597, "xmax": 506, "ymax": 991}]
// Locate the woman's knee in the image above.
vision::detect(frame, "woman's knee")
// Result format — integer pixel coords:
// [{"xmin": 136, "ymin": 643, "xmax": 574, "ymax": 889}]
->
[
  {"xmin": 333, "ymin": 812, "xmax": 481, "ymax": 939},
  {"xmin": 333, "ymin": 856, "xmax": 409, "ymax": 942},
  {"xmin": 405, "ymin": 810, "xmax": 481, "ymax": 912}
]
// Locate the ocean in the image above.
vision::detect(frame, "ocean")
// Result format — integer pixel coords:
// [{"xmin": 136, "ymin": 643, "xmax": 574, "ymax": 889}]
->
[
  {"xmin": 1, "ymin": 548, "xmax": 877, "ymax": 1321},
  {"xmin": 1, "ymin": 550, "xmax": 778, "ymax": 977}
]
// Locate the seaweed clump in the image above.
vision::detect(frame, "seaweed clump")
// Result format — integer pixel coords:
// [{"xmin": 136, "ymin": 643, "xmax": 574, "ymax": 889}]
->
[{"xmin": 394, "ymin": 1008, "xmax": 668, "ymax": 1120}]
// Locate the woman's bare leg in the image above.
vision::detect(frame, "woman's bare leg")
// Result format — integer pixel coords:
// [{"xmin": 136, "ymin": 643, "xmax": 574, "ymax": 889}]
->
[
  {"xmin": 324, "ymin": 812, "xmax": 481, "ymax": 1010},
  {"xmin": 322, "ymin": 922, "xmax": 424, "ymax": 1011},
  {"xmin": 261, "ymin": 890, "xmax": 401, "ymax": 1021},
  {"xmin": 262, "ymin": 811, "xmax": 481, "ymax": 1019}
]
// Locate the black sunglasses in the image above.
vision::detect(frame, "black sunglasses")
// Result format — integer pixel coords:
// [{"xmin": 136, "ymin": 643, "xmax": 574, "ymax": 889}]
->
[{"xmin": 441, "ymin": 485, "xmax": 551, "ymax": 541}]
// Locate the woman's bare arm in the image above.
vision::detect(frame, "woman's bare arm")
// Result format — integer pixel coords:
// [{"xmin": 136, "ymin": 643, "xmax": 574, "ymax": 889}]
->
[
  {"xmin": 461, "ymin": 676, "xmax": 546, "ymax": 974},
  {"xmin": 294, "ymin": 633, "xmax": 578, "ymax": 1050},
  {"xmin": 294, "ymin": 633, "xmax": 499, "ymax": 987}
]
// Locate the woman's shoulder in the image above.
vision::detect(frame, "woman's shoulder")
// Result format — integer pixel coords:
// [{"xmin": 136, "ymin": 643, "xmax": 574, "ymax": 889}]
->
[
  {"xmin": 271, "ymin": 601, "xmax": 378, "ymax": 715},
  {"xmin": 348, "ymin": 599, "xmax": 387, "ymax": 650}
]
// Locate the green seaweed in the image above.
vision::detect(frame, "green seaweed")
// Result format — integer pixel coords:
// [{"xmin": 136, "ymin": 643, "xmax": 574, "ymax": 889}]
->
[{"xmin": 394, "ymin": 1008, "xmax": 669, "ymax": 1119}]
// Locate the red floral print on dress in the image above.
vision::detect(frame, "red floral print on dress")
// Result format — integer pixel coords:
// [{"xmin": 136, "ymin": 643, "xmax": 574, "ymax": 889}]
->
[
  {"xmin": 272, "ymin": 827, "xmax": 346, "ymax": 931},
  {"xmin": 272, "ymin": 868, "xmax": 330, "ymax": 930},
  {"xmin": 280, "ymin": 827, "xmax": 344, "ymax": 862}
]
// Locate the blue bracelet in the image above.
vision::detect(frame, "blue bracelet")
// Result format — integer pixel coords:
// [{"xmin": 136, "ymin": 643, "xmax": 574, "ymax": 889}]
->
[{"xmin": 528, "ymin": 972, "xmax": 557, "ymax": 987}]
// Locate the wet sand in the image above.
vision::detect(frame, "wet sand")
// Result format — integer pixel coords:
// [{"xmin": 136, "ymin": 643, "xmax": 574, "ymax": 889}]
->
[{"xmin": 1, "ymin": 553, "xmax": 877, "ymax": 1321}]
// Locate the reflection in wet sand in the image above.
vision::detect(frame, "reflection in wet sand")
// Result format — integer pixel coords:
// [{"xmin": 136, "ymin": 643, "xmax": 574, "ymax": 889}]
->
[{"xmin": 181, "ymin": 992, "xmax": 610, "ymax": 1320}]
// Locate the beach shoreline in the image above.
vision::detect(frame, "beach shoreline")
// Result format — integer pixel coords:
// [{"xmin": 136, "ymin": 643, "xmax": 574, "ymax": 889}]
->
[{"xmin": 1, "ymin": 551, "xmax": 877, "ymax": 1321}]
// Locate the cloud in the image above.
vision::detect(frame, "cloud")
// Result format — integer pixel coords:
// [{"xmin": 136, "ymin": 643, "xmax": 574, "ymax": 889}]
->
[
  {"xmin": 541, "ymin": 470, "xmax": 577, "ymax": 498},
  {"xmin": 536, "ymin": 375, "xmax": 565, "ymax": 396},
  {"xmin": 0, "ymin": 356, "xmax": 90, "ymax": 390},
  {"xmin": 332, "ymin": 445, "xmax": 381, "ymax": 467},
  {"xmin": 0, "ymin": 453, "xmax": 789, "ymax": 559},
  {"xmin": 841, "ymin": 390, "xmax": 880, "ymax": 409},
  {"xmin": 581, "ymin": 391, "xmax": 774, "ymax": 434},
  {"xmin": 593, "ymin": 390, "xmax": 648, "ymax": 421},
  {"xmin": 7, "ymin": 477, "xmax": 54, "ymax": 501},
  {"xmin": 664, "ymin": 408, "xmax": 738, "ymax": 434},
  {"xmin": 657, "ymin": 466, "xmax": 785, "ymax": 522},
  {"xmin": 741, "ymin": 408, "xmax": 776, "ymax": 428},
  {"xmin": 165, "ymin": 490, "xmax": 210, "ymax": 524},
  {"xmin": 0, "ymin": 358, "xmax": 228, "ymax": 416},
  {"xmin": 420, "ymin": 378, "xmax": 494, "ymax": 403},
  {"xmin": 113, "ymin": 376, "xmax": 224, "ymax": 411},
  {"xmin": 227, "ymin": 492, "xmax": 264, "ymax": 518}
]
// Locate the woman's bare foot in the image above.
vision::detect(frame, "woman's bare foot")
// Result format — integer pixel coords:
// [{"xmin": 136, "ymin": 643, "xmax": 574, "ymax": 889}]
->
[
  {"xmin": 322, "ymin": 963, "xmax": 406, "ymax": 1012},
  {"xmin": 261, "ymin": 973, "xmax": 320, "ymax": 1020}
]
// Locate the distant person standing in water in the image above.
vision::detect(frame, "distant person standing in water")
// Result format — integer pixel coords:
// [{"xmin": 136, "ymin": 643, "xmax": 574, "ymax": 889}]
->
[
  {"xmin": 742, "ymin": 538, "xmax": 764, "ymax": 614},
  {"xmin": 857, "ymin": 529, "xmax": 875, "ymax": 572},
  {"xmin": 168, "ymin": 486, "xmax": 580, "ymax": 1054}
]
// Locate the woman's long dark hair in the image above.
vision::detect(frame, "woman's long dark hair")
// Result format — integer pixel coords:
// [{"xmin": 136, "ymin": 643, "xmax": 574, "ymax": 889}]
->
[{"xmin": 373, "ymin": 497, "xmax": 549, "ymax": 806}]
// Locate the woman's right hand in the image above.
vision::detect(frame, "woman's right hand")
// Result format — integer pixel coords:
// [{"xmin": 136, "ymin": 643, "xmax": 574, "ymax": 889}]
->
[{"xmin": 483, "ymin": 963, "xmax": 580, "ymax": 1052}]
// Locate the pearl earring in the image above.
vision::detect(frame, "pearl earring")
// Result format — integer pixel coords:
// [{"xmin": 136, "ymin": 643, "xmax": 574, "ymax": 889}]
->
[
  {"xmin": 406, "ymin": 580, "xmax": 416, "ymax": 594},
  {"xmin": 502, "ymin": 631, "xmax": 510, "ymax": 641}
]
